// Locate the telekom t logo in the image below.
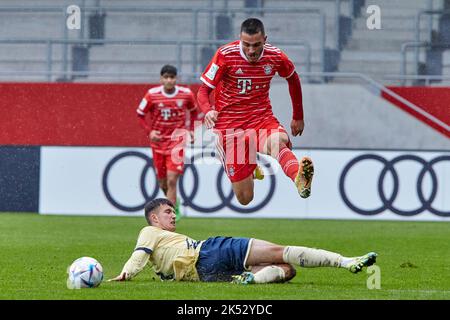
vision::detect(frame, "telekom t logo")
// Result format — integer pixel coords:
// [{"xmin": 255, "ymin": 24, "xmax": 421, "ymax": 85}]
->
[
  {"xmin": 161, "ymin": 109, "xmax": 171, "ymax": 120},
  {"xmin": 237, "ymin": 79, "xmax": 252, "ymax": 94}
]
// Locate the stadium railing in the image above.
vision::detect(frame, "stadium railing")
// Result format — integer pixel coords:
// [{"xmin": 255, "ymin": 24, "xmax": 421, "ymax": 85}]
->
[
  {"xmin": 183, "ymin": 7, "xmax": 325, "ymax": 75},
  {"xmin": 0, "ymin": 5, "xmax": 325, "ymax": 77},
  {"xmin": 0, "ymin": 38, "xmax": 311, "ymax": 82},
  {"xmin": 414, "ymin": 9, "xmax": 450, "ymax": 74},
  {"xmin": 400, "ymin": 41, "xmax": 450, "ymax": 85},
  {"xmin": 400, "ymin": 41, "xmax": 430, "ymax": 82}
]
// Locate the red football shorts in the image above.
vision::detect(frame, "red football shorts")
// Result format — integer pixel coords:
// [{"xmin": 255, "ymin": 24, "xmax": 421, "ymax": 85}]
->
[
  {"xmin": 215, "ymin": 116, "xmax": 292, "ymax": 183},
  {"xmin": 152, "ymin": 148, "xmax": 184, "ymax": 180}
]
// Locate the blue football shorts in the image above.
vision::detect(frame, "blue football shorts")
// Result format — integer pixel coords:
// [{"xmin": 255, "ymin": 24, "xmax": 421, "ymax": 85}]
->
[{"xmin": 196, "ymin": 236, "xmax": 253, "ymax": 282}]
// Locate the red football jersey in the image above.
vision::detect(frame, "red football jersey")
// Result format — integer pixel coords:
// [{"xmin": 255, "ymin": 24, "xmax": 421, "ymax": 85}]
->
[
  {"xmin": 200, "ymin": 40, "xmax": 295, "ymax": 130},
  {"xmin": 137, "ymin": 85, "xmax": 197, "ymax": 153}
]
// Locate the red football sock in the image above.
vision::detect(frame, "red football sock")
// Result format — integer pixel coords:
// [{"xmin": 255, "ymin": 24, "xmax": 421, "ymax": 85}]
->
[{"xmin": 276, "ymin": 146, "xmax": 299, "ymax": 182}]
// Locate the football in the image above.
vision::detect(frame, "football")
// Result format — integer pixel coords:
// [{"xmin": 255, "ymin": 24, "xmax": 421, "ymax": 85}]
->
[{"xmin": 67, "ymin": 257, "xmax": 104, "ymax": 289}]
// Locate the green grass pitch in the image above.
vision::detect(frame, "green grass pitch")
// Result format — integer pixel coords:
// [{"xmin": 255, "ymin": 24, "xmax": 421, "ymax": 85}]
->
[{"xmin": 0, "ymin": 213, "xmax": 449, "ymax": 300}]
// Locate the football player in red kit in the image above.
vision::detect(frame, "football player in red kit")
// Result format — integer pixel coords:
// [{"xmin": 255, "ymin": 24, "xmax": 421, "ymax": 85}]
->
[
  {"xmin": 197, "ymin": 18, "xmax": 313, "ymax": 206},
  {"xmin": 137, "ymin": 65, "xmax": 202, "ymax": 220}
]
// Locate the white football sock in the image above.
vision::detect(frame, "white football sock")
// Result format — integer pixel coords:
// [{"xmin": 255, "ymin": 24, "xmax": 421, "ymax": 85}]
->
[
  {"xmin": 339, "ymin": 256, "xmax": 358, "ymax": 269},
  {"xmin": 253, "ymin": 266, "xmax": 286, "ymax": 284},
  {"xmin": 283, "ymin": 246, "xmax": 343, "ymax": 268}
]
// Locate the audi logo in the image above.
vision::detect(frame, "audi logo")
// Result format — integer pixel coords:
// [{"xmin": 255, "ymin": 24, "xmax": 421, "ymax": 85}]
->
[
  {"xmin": 102, "ymin": 151, "xmax": 276, "ymax": 213},
  {"xmin": 339, "ymin": 154, "xmax": 450, "ymax": 217}
]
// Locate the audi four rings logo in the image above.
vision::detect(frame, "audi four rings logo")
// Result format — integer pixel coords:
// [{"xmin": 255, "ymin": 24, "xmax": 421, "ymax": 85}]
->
[
  {"xmin": 102, "ymin": 151, "xmax": 276, "ymax": 213},
  {"xmin": 339, "ymin": 154, "xmax": 450, "ymax": 217}
]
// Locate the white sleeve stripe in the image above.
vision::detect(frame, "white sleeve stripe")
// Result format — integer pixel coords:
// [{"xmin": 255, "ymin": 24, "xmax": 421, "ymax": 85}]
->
[
  {"xmin": 178, "ymin": 86, "xmax": 191, "ymax": 93},
  {"xmin": 149, "ymin": 86, "xmax": 161, "ymax": 94},
  {"xmin": 285, "ymin": 69, "xmax": 296, "ymax": 79},
  {"xmin": 138, "ymin": 98, "xmax": 148, "ymax": 111},
  {"xmin": 137, "ymin": 109, "xmax": 145, "ymax": 115},
  {"xmin": 200, "ymin": 76, "xmax": 216, "ymax": 89}
]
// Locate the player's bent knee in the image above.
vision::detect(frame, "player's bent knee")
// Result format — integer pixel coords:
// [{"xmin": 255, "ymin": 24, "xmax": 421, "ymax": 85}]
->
[
  {"xmin": 237, "ymin": 195, "xmax": 253, "ymax": 205},
  {"xmin": 266, "ymin": 134, "xmax": 289, "ymax": 155},
  {"xmin": 279, "ymin": 134, "xmax": 289, "ymax": 145},
  {"xmin": 236, "ymin": 191, "xmax": 254, "ymax": 205},
  {"xmin": 284, "ymin": 264, "xmax": 296, "ymax": 281}
]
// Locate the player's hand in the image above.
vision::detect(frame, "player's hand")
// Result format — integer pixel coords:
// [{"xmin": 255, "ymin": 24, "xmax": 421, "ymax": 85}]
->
[
  {"xmin": 291, "ymin": 119, "xmax": 305, "ymax": 136},
  {"xmin": 149, "ymin": 130, "xmax": 162, "ymax": 142},
  {"xmin": 204, "ymin": 110, "xmax": 219, "ymax": 129},
  {"xmin": 107, "ymin": 272, "xmax": 128, "ymax": 282}
]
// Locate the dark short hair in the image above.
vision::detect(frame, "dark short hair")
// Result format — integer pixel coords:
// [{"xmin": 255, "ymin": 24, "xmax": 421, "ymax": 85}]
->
[
  {"xmin": 144, "ymin": 198, "xmax": 174, "ymax": 225},
  {"xmin": 240, "ymin": 18, "xmax": 265, "ymax": 36},
  {"xmin": 160, "ymin": 64, "xmax": 177, "ymax": 76}
]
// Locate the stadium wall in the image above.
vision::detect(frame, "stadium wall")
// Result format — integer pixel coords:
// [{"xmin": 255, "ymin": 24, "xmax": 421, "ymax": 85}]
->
[
  {"xmin": 1, "ymin": 82, "xmax": 449, "ymax": 148},
  {"xmin": 0, "ymin": 82, "xmax": 202, "ymax": 147}
]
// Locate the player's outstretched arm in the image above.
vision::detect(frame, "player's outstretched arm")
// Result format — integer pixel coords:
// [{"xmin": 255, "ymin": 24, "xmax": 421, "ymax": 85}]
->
[
  {"xmin": 108, "ymin": 250, "xmax": 150, "ymax": 282},
  {"xmin": 286, "ymin": 72, "xmax": 305, "ymax": 136}
]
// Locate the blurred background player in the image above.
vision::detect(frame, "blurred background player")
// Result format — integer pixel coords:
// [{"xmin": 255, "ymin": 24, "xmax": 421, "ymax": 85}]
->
[
  {"xmin": 108, "ymin": 198, "xmax": 377, "ymax": 283},
  {"xmin": 137, "ymin": 65, "xmax": 202, "ymax": 221},
  {"xmin": 197, "ymin": 18, "xmax": 314, "ymax": 206}
]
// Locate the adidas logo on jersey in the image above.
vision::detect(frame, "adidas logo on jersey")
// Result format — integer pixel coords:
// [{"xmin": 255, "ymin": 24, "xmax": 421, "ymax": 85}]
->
[{"xmin": 235, "ymin": 68, "xmax": 244, "ymax": 75}]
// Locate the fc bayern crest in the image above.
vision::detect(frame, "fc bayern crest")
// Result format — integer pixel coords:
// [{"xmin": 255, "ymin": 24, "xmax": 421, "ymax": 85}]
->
[
  {"xmin": 263, "ymin": 65, "xmax": 272, "ymax": 75},
  {"xmin": 176, "ymin": 100, "xmax": 183, "ymax": 108}
]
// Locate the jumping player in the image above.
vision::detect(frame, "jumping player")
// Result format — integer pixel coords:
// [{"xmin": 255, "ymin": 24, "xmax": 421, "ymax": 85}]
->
[
  {"xmin": 197, "ymin": 18, "xmax": 313, "ymax": 206},
  {"xmin": 137, "ymin": 65, "xmax": 202, "ymax": 221}
]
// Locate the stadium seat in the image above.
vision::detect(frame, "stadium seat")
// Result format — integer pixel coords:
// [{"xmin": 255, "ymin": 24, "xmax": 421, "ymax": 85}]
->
[
  {"xmin": 72, "ymin": 45, "xmax": 90, "ymax": 79},
  {"xmin": 338, "ymin": 16, "xmax": 352, "ymax": 50},
  {"xmin": 89, "ymin": 11, "xmax": 107, "ymax": 44},
  {"xmin": 216, "ymin": 14, "xmax": 232, "ymax": 40},
  {"xmin": 438, "ymin": 13, "xmax": 450, "ymax": 47},
  {"xmin": 200, "ymin": 46, "xmax": 216, "ymax": 71}
]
